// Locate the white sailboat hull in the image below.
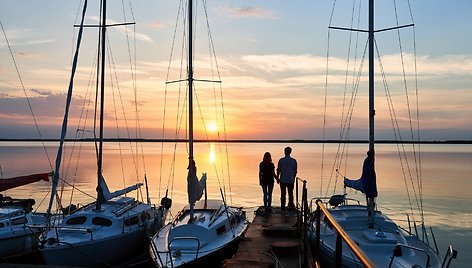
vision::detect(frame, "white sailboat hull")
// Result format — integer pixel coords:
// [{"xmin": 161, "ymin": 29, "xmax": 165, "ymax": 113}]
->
[
  {"xmin": 0, "ymin": 209, "xmax": 46, "ymax": 259},
  {"xmin": 309, "ymin": 204, "xmax": 443, "ymax": 267},
  {"xmin": 0, "ymin": 230, "xmax": 38, "ymax": 258},
  {"xmin": 40, "ymin": 227, "xmax": 147, "ymax": 266},
  {"xmin": 40, "ymin": 196, "xmax": 167, "ymax": 267},
  {"xmin": 150, "ymin": 200, "xmax": 248, "ymax": 268}
]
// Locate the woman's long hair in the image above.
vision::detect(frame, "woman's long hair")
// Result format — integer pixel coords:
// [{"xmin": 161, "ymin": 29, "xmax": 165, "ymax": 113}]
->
[{"xmin": 263, "ymin": 152, "xmax": 272, "ymax": 164}]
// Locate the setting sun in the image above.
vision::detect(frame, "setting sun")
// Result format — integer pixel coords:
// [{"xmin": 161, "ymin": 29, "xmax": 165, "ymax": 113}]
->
[{"xmin": 207, "ymin": 122, "xmax": 218, "ymax": 132}]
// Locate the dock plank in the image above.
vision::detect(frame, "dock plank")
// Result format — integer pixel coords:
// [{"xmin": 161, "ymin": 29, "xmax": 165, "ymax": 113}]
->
[{"xmin": 225, "ymin": 206, "xmax": 304, "ymax": 268}]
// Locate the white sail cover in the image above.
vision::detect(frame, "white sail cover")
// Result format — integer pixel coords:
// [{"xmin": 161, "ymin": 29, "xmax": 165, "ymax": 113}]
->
[{"xmin": 99, "ymin": 176, "xmax": 142, "ymax": 202}]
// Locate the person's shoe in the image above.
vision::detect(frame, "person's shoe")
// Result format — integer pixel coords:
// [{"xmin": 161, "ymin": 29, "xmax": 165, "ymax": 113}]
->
[{"xmin": 281, "ymin": 207, "xmax": 286, "ymax": 212}]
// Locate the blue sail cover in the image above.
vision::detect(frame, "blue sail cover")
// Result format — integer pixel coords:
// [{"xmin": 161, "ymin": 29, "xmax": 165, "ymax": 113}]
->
[{"xmin": 344, "ymin": 151, "xmax": 378, "ymax": 199}]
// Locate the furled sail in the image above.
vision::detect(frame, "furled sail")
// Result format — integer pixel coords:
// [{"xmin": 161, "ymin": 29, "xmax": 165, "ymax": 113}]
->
[
  {"xmin": 98, "ymin": 175, "xmax": 143, "ymax": 203},
  {"xmin": 344, "ymin": 150, "xmax": 378, "ymax": 199},
  {"xmin": 0, "ymin": 172, "xmax": 50, "ymax": 192},
  {"xmin": 187, "ymin": 169, "xmax": 207, "ymax": 206}
]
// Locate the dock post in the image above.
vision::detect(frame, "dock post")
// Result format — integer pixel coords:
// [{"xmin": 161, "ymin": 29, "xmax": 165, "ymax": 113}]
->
[{"xmin": 315, "ymin": 200, "xmax": 321, "ymax": 263}]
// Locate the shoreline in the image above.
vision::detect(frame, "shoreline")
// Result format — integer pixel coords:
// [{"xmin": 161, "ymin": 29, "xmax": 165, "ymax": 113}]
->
[{"xmin": 0, "ymin": 138, "xmax": 470, "ymax": 144}]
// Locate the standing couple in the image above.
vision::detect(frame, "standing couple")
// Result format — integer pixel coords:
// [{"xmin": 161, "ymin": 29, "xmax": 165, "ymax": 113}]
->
[{"xmin": 259, "ymin": 147, "xmax": 297, "ymax": 213}]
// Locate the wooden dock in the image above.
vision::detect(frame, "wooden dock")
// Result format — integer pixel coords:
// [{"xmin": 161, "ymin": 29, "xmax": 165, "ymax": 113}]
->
[{"xmin": 225, "ymin": 206, "xmax": 311, "ymax": 268}]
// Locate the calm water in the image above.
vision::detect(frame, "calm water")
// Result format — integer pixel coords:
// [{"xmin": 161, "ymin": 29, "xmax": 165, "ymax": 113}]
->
[{"xmin": 1, "ymin": 141, "xmax": 471, "ymax": 267}]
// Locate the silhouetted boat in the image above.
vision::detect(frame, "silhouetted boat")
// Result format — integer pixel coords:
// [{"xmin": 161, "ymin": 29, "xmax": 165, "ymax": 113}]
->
[
  {"xmin": 36, "ymin": 1, "xmax": 171, "ymax": 266},
  {"xmin": 149, "ymin": 1, "xmax": 248, "ymax": 267},
  {"xmin": 308, "ymin": 1, "xmax": 457, "ymax": 267},
  {"xmin": 0, "ymin": 173, "xmax": 49, "ymax": 259}
]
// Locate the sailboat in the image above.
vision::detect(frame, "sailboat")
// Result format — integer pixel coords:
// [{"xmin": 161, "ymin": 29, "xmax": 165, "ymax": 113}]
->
[
  {"xmin": 149, "ymin": 1, "xmax": 248, "ymax": 267},
  {"xmin": 0, "ymin": 173, "xmax": 50, "ymax": 259},
  {"xmin": 37, "ymin": 1, "xmax": 171, "ymax": 266},
  {"xmin": 308, "ymin": 1, "xmax": 458, "ymax": 267}
]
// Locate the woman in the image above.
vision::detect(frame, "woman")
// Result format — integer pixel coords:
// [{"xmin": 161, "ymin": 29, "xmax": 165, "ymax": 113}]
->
[{"xmin": 259, "ymin": 152, "xmax": 276, "ymax": 212}]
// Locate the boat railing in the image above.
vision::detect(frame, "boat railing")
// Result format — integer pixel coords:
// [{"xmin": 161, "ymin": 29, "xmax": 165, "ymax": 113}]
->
[
  {"xmin": 151, "ymin": 236, "xmax": 202, "ymax": 268},
  {"xmin": 312, "ymin": 199, "xmax": 375, "ymax": 268},
  {"xmin": 388, "ymin": 244, "xmax": 430, "ymax": 268},
  {"xmin": 441, "ymin": 245, "xmax": 458, "ymax": 268},
  {"xmin": 295, "ymin": 177, "xmax": 316, "ymax": 268},
  {"xmin": 38, "ymin": 225, "xmax": 94, "ymax": 245}
]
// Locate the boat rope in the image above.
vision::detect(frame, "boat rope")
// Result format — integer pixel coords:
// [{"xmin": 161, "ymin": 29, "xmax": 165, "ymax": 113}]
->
[
  {"xmin": 162, "ymin": 0, "xmax": 233, "ymax": 206},
  {"xmin": 65, "ymin": 52, "xmax": 98, "ymax": 208},
  {"xmin": 320, "ymin": 0, "xmax": 337, "ymax": 196},
  {"xmin": 106, "ymin": 38, "xmax": 129, "ymax": 197},
  {"xmin": 399, "ymin": 0, "xmax": 424, "ymax": 224},
  {"xmin": 323, "ymin": 0, "xmax": 367, "ymax": 197},
  {"xmin": 160, "ymin": 0, "xmax": 187, "ymax": 202},
  {"xmin": 121, "ymin": 0, "xmax": 149, "ymax": 198},
  {"xmin": 46, "ymin": 0, "xmax": 88, "ymax": 221},
  {"xmin": 0, "ymin": 21, "xmax": 53, "ymax": 171},
  {"xmin": 321, "ymin": 0, "xmax": 425, "ymax": 225},
  {"xmin": 374, "ymin": 2, "xmax": 423, "ymax": 222},
  {"xmin": 202, "ymin": 0, "xmax": 233, "ymax": 205}
]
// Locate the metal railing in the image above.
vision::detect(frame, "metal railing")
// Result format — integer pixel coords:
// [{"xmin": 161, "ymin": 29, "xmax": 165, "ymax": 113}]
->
[
  {"xmin": 312, "ymin": 199, "xmax": 375, "ymax": 268},
  {"xmin": 295, "ymin": 177, "xmax": 316, "ymax": 268}
]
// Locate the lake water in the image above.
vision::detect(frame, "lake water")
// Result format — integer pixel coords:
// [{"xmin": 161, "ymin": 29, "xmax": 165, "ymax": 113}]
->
[{"xmin": 1, "ymin": 141, "xmax": 470, "ymax": 267}]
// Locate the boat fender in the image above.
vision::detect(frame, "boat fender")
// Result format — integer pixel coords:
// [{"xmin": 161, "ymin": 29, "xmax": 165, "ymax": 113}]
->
[
  {"xmin": 328, "ymin": 194, "xmax": 345, "ymax": 207},
  {"xmin": 161, "ymin": 197, "xmax": 172, "ymax": 209}
]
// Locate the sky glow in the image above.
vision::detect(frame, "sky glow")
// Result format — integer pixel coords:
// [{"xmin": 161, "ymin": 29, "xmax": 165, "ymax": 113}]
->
[{"xmin": 0, "ymin": 0, "xmax": 471, "ymax": 141}]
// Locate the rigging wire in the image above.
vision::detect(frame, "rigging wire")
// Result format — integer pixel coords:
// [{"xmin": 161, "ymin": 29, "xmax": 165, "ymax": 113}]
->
[
  {"xmin": 161, "ymin": 0, "xmax": 232, "ymax": 205},
  {"xmin": 106, "ymin": 37, "xmax": 128, "ymax": 196},
  {"xmin": 0, "ymin": 21, "xmax": 54, "ymax": 171},
  {"xmin": 202, "ymin": 0, "xmax": 232, "ymax": 204},
  {"xmin": 321, "ymin": 0, "xmax": 338, "ymax": 196},
  {"xmin": 160, "ymin": 0, "xmax": 185, "ymax": 201},
  {"xmin": 393, "ymin": 0, "xmax": 423, "ymax": 222}
]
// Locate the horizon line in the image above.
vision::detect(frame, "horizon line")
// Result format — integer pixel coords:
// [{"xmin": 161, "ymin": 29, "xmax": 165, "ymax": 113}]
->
[{"xmin": 0, "ymin": 138, "xmax": 470, "ymax": 144}]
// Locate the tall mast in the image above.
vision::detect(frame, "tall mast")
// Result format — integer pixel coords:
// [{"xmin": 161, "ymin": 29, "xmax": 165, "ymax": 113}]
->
[
  {"xmin": 187, "ymin": 0, "xmax": 195, "ymax": 219},
  {"xmin": 367, "ymin": 0, "xmax": 376, "ymax": 229},
  {"xmin": 368, "ymin": 0, "xmax": 375, "ymax": 152},
  {"xmin": 96, "ymin": 0, "xmax": 106, "ymax": 211},
  {"xmin": 188, "ymin": 0, "xmax": 194, "ymax": 163}
]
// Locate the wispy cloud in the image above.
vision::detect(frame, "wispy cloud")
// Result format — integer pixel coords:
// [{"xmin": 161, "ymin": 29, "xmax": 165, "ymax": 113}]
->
[
  {"xmin": 87, "ymin": 16, "xmax": 153, "ymax": 43},
  {"xmin": 148, "ymin": 22, "xmax": 164, "ymax": 29},
  {"xmin": 0, "ymin": 28, "xmax": 55, "ymax": 48},
  {"xmin": 220, "ymin": 6, "xmax": 276, "ymax": 19}
]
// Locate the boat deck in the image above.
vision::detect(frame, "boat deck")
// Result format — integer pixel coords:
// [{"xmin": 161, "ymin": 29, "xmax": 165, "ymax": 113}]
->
[{"xmin": 225, "ymin": 206, "xmax": 308, "ymax": 268}]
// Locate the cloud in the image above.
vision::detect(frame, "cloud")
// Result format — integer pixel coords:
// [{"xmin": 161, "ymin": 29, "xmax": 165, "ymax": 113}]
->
[
  {"xmin": 0, "ymin": 28, "xmax": 55, "ymax": 48},
  {"xmin": 148, "ymin": 22, "xmax": 164, "ymax": 29},
  {"xmin": 17, "ymin": 51, "xmax": 42, "ymax": 59},
  {"xmin": 220, "ymin": 6, "xmax": 275, "ymax": 19},
  {"xmin": 87, "ymin": 16, "xmax": 153, "ymax": 43}
]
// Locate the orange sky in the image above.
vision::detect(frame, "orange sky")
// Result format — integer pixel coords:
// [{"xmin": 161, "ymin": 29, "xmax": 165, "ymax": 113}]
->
[{"xmin": 1, "ymin": 1, "xmax": 471, "ymax": 141}]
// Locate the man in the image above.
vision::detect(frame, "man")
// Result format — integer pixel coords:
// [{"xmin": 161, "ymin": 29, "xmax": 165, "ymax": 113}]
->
[{"xmin": 277, "ymin": 147, "xmax": 297, "ymax": 211}]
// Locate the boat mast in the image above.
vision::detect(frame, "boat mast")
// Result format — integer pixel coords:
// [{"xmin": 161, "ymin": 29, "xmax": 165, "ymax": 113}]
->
[
  {"xmin": 188, "ymin": 0, "xmax": 195, "ymax": 219},
  {"xmin": 96, "ymin": 0, "xmax": 107, "ymax": 211},
  {"xmin": 367, "ymin": 0, "xmax": 375, "ymax": 228},
  {"xmin": 188, "ymin": 0, "xmax": 194, "ymax": 167},
  {"xmin": 368, "ymin": 0, "xmax": 374, "ymax": 152}
]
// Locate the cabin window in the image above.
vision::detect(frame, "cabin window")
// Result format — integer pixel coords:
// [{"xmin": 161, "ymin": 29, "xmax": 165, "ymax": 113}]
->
[
  {"xmin": 12, "ymin": 217, "xmax": 27, "ymax": 225},
  {"xmin": 92, "ymin": 217, "xmax": 112, "ymax": 227},
  {"xmin": 216, "ymin": 225, "xmax": 227, "ymax": 235},
  {"xmin": 66, "ymin": 216, "xmax": 87, "ymax": 225},
  {"xmin": 124, "ymin": 216, "xmax": 139, "ymax": 226}
]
